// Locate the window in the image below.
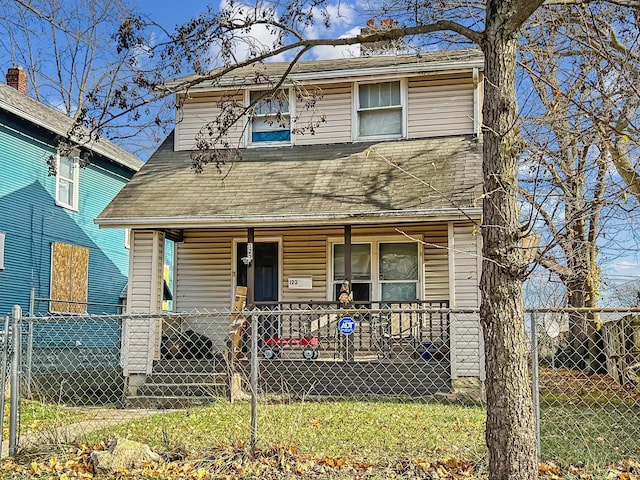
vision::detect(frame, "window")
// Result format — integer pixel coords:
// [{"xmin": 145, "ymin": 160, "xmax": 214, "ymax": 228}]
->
[
  {"xmin": 56, "ymin": 154, "xmax": 79, "ymax": 210},
  {"xmin": 50, "ymin": 242, "xmax": 89, "ymax": 313},
  {"xmin": 249, "ymin": 90, "xmax": 291, "ymax": 144},
  {"xmin": 0, "ymin": 232, "xmax": 5, "ymax": 270},
  {"xmin": 333, "ymin": 244, "xmax": 372, "ymax": 301},
  {"xmin": 357, "ymin": 81, "xmax": 403, "ymax": 139},
  {"xmin": 331, "ymin": 240, "xmax": 420, "ymax": 302},
  {"xmin": 379, "ymin": 242, "xmax": 419, "ymax": 301}
]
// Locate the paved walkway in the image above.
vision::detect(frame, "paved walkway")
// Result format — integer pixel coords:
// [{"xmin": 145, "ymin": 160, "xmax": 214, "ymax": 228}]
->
[{"xmin": 1, "ymin": 408, "xmax": 163, "ymax": 458}]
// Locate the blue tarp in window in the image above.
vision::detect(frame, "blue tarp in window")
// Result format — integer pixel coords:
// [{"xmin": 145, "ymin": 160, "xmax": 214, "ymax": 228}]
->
[{"xmin": 252, "ymin": 130, "xmax": 291, "ymax": 143}]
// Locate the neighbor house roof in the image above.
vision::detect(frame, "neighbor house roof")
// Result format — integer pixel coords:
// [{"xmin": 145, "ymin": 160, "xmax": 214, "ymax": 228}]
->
[
  {"xmin": 96, "ymin": 133, "xmax": 483, "ymax": 229},
  {"xmin": 169, "ymin": 48, "xmax": 484, "ymax": 92},
  {"xmin": 0, "ymin": 82, "xmax": 143, "ymax": 172}
]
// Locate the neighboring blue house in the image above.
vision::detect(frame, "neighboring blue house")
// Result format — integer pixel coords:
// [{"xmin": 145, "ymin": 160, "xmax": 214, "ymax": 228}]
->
[{"xmin": 0, "ymin": 67, "xmax": 143, "ymax": 319}]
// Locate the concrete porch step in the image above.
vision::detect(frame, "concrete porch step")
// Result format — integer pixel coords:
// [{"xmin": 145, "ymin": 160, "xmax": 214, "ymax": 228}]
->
[
  {"xmin": 144, "ymin": 372, "xmax": 227, "ymax": 384},
  {"xmin": 153, "ymin": 358, "xmax": 227, "ymax": 374},
  {"xmin": 126, "ymin": 395, "xmax": 220, "ymax": 409},
  {"xmin": 136, "ymin": 382, "xmax": 227, "ymax": 397}
]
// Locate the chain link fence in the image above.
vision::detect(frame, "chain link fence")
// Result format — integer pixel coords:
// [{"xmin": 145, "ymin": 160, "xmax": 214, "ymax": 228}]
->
[{"xmin": 1, "ymin": 304, "xmax": 639, "ymax": 466}]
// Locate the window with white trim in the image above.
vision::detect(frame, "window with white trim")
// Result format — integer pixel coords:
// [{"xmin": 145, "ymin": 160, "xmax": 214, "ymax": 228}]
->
[
  {"xmin": 56, "ymin": 154, "xmax": 79, "ymax": 210},
  {"xmin": 331, "ymin": 240, "xmax": 420, "ymax": 302},
  {"xmin": 0, "ymin": 232, "xmax": 5, "ymax": 270},
  {"xmin": 249, "ymin": 90, "xmax": 291, "ymax": 144},
  {"xmin": 356, "ymin": 81, "xmax": 403, "ymax": 139}
]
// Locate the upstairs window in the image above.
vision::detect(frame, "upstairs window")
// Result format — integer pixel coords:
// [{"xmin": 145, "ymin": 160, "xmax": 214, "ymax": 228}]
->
[
  {"xmin": 249, "ymin": 90, "xmax": 291, "ymax": 144},
  {"xmin": 357, "ymin": 81, "xmax": 403, "ymax": 139},
  {"xmin": 56, "ymin": 154, "xmax": 79, "ymax": 211}
]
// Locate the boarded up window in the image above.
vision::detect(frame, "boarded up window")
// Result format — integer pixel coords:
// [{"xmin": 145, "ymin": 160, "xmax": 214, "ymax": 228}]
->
[{"xmin": 50, "ymin": 242, "xmax": 89, "ymax": 313}]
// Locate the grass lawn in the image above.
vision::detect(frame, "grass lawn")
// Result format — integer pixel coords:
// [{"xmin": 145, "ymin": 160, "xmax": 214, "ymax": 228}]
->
[
  {"xmin": 2, "ymin": 367, "xmax": 640, "ymax": 478},
  {"xmin": 2, "ymin": 398, "xmax": 86, "ymax": 440},
  {"xmin": 93, "ymin": 399, "xmax": 487, "ymax": 463}
]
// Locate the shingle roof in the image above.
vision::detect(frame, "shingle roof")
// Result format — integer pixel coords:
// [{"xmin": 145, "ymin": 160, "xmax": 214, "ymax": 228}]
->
[
  {"xmin": 172, "ymin": 48, "xmax": 484, "ymax": 90},
  {"xmin": 97, "ymin": 132, "xmax": 483, "ymax": 228},
  {"xmin": 0, "ymin": 82, "xmax": 142, "ymax": 172}
]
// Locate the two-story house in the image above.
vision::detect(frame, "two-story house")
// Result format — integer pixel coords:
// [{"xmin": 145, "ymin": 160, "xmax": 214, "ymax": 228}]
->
[
  {"xmin": 97, "ymin": 47, "xmax": 486, "ymax": 403},
  {"xmin": 0, "ymin": 67, "xmax": 142, "ymax": 320}
]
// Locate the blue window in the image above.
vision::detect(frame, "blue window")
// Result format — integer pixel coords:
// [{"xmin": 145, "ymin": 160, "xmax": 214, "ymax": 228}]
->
[{"xmin": 250, "ymin": 90, "xmax": 291, "ymax": 144}]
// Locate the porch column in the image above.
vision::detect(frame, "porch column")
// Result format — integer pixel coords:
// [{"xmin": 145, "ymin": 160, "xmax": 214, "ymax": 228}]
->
[
  {"xmin": 247, "ymin": 228, "xmax": 255, "ymax": 307},
  {"xmin": 343, "ymin": 225, "xmax": 354, "ymax": 362},
  {"xmin": 344, "ymin": 225, "xmax": 351, "ymax": 284},
  {"xmin": 122, "ymin": 230, "xmax": 165, "ymax": 395}
]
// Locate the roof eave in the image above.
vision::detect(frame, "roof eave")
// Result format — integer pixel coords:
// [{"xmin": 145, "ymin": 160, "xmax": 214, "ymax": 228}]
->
[
  {"xmin": 95, "ymin": 208, "xmax": 483, "ymax": 229},
  {"xmin": 167, "ymin": 57, "xmax": 485, "ymax": 93},
  {"xmin": 0, "ymin": 97, "xmax": 143, "ymax": 172}
]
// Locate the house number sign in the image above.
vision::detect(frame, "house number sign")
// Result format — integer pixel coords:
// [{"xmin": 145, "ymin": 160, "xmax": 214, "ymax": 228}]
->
[{"xmin": 287, "ymin": 276, "xmax": 313, "ymax": 290}]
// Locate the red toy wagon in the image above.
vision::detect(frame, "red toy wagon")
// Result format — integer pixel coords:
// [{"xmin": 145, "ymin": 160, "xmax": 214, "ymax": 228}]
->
[{"xmin": 263, "ymin": 336, "xmax": 320, "ymax": 360}]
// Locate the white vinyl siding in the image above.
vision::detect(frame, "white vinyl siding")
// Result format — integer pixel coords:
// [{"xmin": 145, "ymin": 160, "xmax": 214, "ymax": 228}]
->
[
  {"xmin": 407, "ymin": 75, "xmax": 475, "ymax": 138},
  {"xmin": 295, "ymin": 83, "xmax": 352, "ymax": 146},
  {"xmin": 281, "ymin": 229, "xmax": 331, "ymax": 302},
  {"xmin": 175, "ymin": 92, "xmax": 245, "ymax": 151},
  {"xmin": 122, "ymin": 230, "xmax": 165, "ymax": 375},
  {"xmin": 175, "ymin": 230, "xmax": 234, "ymax": 350},
  {"xmin": 422, "ymin": 224, "xmax": 449, "ymax": 302},
  {"xmin": 449, "ymin": 222, "xmax": 483, "ymax": 380}
]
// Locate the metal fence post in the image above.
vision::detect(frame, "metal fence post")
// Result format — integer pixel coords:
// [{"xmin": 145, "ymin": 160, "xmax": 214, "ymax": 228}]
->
[
  {"xmin": 531, "ymin": 311, "xmax": 541, "ymax": 458},
  {"xmin": 250, "ymin": 309, "xmax": 259, "ymax": 453},
  {"xmin": 0, "ymin": 314, "xmax": 10, "ymax": 458},
  {"xmin": 9, "ymin": 305, "xmax": 22, "ymax": 456}
]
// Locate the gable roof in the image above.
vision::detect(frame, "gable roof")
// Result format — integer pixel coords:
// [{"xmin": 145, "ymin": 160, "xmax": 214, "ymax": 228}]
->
[
  {"xmin": 0, "ymin": 82, "xmax": 142, "ymax": 172},
  {"xmin": 96, "ymin": 133, "xmax": 483, "ymax": 229},
  {"xmin": 170, "ymin": 48, "xmax": 484, "ymax": 91}
]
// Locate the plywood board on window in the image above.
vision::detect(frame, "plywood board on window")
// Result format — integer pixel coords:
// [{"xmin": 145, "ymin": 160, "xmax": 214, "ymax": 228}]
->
[
  {"xmin": 51, "ymin": 242, "xmax": 73, "ymax": 312},
  {"xmin": 70, "ymin": 245, "xmax": 89, "ymax": 313},
  {"xmin": 51, "ymin": 242, "xmax": 89, "ymax": 313}
]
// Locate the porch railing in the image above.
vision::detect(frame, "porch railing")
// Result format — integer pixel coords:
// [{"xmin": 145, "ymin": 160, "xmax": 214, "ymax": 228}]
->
[{"xmin": 252, "ymin": 301, "xmax": 450, "ymax": 361}]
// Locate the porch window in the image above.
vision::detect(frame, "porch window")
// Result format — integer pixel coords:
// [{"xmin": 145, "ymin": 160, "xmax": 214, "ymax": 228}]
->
[
  {"xmin": 332, "ymin": 244, "xmax": 372, "ymax": 302},
  {"xmin": 249, "ymin": 90, "xmax": 291, "ymax": 144},
  {"xmin": 331, "ymin": 240, "xmax": 420, "ymax": 302},
  {"xmin": 56, "ymin": 154, "xmax": 79, "ymax": 211},
  {"xmin": 50, "ymin": 242, "xmax": 89, "ymax": 313},
  {"xmin": 379, "ymin": 242, "xmax": 419, "ymax": 301},
  {"xmin": 356, "ymin": 81, "xmax": 403, "ymax": 139}
]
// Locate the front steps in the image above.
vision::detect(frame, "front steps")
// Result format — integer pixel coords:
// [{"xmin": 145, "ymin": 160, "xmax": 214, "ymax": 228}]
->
[{"xmin": 126, "ymin": 359, "xmax": 229, "ymax": 409}]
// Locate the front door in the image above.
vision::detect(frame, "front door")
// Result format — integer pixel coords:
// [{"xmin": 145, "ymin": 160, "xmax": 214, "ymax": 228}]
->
[{"xmin": 237, "ymin": 242, "xmax": 279, "ymax": 338}]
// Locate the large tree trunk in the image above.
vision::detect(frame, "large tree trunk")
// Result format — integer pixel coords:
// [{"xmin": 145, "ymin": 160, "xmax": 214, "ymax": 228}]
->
[{"xmin": 480, "ymin": 17, "xmax": 538, "ymax": 480}]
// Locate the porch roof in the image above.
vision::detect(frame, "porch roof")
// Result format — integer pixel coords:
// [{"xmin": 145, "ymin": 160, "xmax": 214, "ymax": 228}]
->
[{"xmin": 96, "ymin": 133, "xmax": 483, "ymax": 229}]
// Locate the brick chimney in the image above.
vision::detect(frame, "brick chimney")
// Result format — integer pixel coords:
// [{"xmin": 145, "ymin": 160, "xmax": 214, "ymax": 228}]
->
[
  {"xmin": 6, "ymin": 66, "xmax": 28, "ymax": 95},
  {"xmin": 360, "ymin": 19, "xmax": 401, "ymax": 57}
]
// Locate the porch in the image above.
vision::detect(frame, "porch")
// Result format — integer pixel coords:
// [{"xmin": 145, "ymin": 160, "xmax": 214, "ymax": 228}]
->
[
  {"xmin": 124, "ymin": 301, "xmax": 457, "ymax": 408},
  {"xmin": 122, "ymin": 222, "xmax": 484, "ymax": 406}
]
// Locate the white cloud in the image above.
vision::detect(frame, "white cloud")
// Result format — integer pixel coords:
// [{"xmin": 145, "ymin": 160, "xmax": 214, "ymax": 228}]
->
[{"xmin": 204, "ymin": 1, "xmax": 364, "ymax": 64}]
